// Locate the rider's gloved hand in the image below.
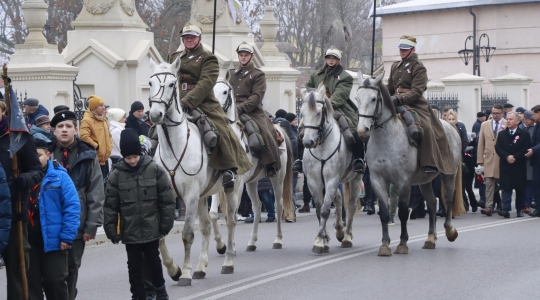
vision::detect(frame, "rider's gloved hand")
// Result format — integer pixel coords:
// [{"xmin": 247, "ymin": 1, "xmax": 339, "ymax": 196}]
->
[
  {"xmin": 180, "ymin": 101, "xmax": 190, "ymax": 113},
  {"xmin": 237, "ymin": 106, "xmax": 244, "ymax": 115},
  {"xmin": 391, "ymin": 96, "xmax": 400, "ymax": 107}
]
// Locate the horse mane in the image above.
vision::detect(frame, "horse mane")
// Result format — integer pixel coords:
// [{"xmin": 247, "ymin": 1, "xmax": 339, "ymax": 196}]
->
[
  {"xmin": 362, "ymin": 77, "xmax": 397, "ymax": 119},
  {"xmin": 306, "ymin": 88, "xmax": 334, "ymax": 116}
]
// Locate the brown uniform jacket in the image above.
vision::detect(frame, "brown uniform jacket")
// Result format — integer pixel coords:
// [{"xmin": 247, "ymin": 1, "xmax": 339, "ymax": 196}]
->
[
  {"xmin": 228, "ymin": 62, "xmax": 280, "ymax": 169},
  {"xmin": 170, "ymin": 46, "xmax": 252, "ymax": 174},
  {"xmin": 477, "ymin": 118, "xmax": 507, "ymax": 178},
  {"xmin": 387, "ymin": 54, "xmax": 454, "ymax": 174}
]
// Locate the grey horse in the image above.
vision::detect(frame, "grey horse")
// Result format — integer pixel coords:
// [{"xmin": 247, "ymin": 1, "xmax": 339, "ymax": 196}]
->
[{"xmin": 355, "ymin": 73, "xmax": 461, "ymax": 256}]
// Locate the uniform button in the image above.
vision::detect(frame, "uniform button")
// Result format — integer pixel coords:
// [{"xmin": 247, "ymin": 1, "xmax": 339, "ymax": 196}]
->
[{"xmin": 237, "ymin": 86, "xmax": 240, "ymax": 88}]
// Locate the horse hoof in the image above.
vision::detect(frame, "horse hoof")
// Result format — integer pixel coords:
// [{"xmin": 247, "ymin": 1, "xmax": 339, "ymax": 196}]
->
[
  {"xmin": 272, "ymin": 243, "xmax": 282, "ymax": 249},
  {"xmin": 311, "ymin": 245, "xmax": 324, "ymax": 254},
  {"xmin": 422, "ymin": 241, "xmax": 436, "ymax": 249},
  {"xmin": 446, "ymin": 229, "xmax": 458, "ymax": 242},
  {"xmin": 394, "ymin": 245, "xmax": 409, "ymax": 254},
  {"xmin": 217, "ymin": 245, "xmax": 227, "ymax": 255},
  {"xmin": 336, "ymin": 234, "xmax": 344, "ymax": 242},
  {"xmin": 378, "ymin": 246, "xmax": 392, "ymax": 257},
  {"xmin": 177, "ymin": 278, "xmax": 192, "ymax": 286},
  {"xmin": 221, "ymin": 266, "xmax": 234, "ymax": 274},
  {"xmin": 192, "ymin": 271, "xmax": 206, "ymax": 279},
  {"xmin": 246, "ymin": 245, "xmax": 257, "ymax": 252},
  {"xmin": 341, "ymin": 241, "xmax": 353, "ymax": 248},
  {"xmin": 323, "ymin": 245, "xmax": 330, "ymax": 253},
  {"xmin": 170, "ymin": 268, "xmax": 182, "ymax": 281}
]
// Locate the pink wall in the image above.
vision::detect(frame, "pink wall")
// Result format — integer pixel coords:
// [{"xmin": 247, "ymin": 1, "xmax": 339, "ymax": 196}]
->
[{"xmin": 381, "ymin": 3, "xmax": 540, "ymax": 107}]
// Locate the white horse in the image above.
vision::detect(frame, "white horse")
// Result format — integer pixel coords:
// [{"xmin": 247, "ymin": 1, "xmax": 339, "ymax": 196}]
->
[
  {"xmin": 213, "ymin": 78, "xmax": 295, "ymax": 251},
  {"xmin": 148, "ymin": 58, "xmax": 245, "ymax": 286},
  {"xmin": 300, "ymin": 84, "xmax": 363, "ymax": 254}
]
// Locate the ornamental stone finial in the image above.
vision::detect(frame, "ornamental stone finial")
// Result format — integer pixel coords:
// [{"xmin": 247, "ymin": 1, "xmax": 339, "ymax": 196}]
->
[
  {"xmin": 259, "ymin": 6, "xmax": 280, "ymax": 57},
  {"xmin": 22, "ymin": 0, "xmax": 49, "ymax": 45}
]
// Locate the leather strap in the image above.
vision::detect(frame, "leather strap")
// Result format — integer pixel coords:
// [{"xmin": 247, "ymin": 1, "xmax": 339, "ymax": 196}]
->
[
  {"xmin": 397, "ymin": 87, "xmax": 410, "ymax": 94},
  {"xmin": 180, "ymin": 82, "xmax": 197, "ymax": 91}
]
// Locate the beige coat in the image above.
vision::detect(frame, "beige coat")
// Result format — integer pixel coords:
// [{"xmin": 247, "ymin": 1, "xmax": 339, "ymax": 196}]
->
[{"xmin": 477, "ymin": 118, "xmax": 507, "ymax": 178}]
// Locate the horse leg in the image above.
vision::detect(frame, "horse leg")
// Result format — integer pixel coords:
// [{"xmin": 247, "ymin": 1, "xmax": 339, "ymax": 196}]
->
[
  {"xmin": 270, "ymin": 176, "xmax": 284, "ymax": 249},
  {"xmin": 312, "ymin": 183, "xmax": 338, "ymax": 254},
  {"xmin": 178, "ymin": 193, "xmax": 199, "ymax": 286},
  {"xmin": 342, "ymin": 177, "xmax": 361, "ymax": 248},
  {"xmin": 159, "ymin": 237, "xmax": 182, "ymax": 281},
  {"xmin": 442, "ymin": 174, "xmax": 459, "ymax": 242},
  {"xmin": 221, "ymin": 188, "xmax": 240, "ymax": 274},
  {"xmin": 370, "ymin": 176, "xmax": 392, "ymax": 256},
  {"xmin": 194, "ymin": 197, "xmax": 211, "ymax": 279},
  {"xmin": 209, "ymin": 193, "xmax": 226, "ymax": 255},
  {"xmin": 419, "ymin": 183, "xmax": 437, "ymax": 249},
  {"xmin": 245, "ymin": 182, "xmax": 260, "ymax": 252},
  {"xmin": 394, "ymin": 185, "xmax": 411, "ymax": 254},
  {"xmin": 333, "ymin": 189, "xmax": 345, "ymax": 243}
]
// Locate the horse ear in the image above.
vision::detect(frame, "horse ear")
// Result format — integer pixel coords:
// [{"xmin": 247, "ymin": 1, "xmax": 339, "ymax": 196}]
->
[
  {"xmin": 171, "ymin": 56, "xmax": 181, "ymax": 73},
  {"xmin": 374, "ymin": 71, "xmax": 385, "ymax": 85},
  {"xmin": 149, "ymin": 58, "xmax": 157, "ymax": 70},
  {"xmin": 317, "ymin": 82, "xmax": 325, "ymax": 95},
  {"xmin": 225, "ymin": 70, "xmax": 230, "ymax": 81}
]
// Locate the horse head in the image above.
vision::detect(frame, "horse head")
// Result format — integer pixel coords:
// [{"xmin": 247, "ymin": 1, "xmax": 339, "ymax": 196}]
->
[
  {"xmin": 300, "ymin": 82, "xmax": 334, "ymax": 149},
  {"xmin": 214, "ymin": 77, "xmax": 234, "ymax": 115},
  {"xmin": 356, "ymin": 71, "xmax": 395, "ymax": 136},
  {"xmin": 148, "ymin": 58, "xmax": 181, "ymax": 125}
]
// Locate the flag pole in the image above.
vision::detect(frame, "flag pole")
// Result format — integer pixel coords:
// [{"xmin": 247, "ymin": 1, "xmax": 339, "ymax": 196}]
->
[{"xmin": 2, "ymin": 63, "xmax": 29, "ymax": 300}]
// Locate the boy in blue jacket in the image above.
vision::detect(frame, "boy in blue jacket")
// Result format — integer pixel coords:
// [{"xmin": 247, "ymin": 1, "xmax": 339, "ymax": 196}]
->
[{"xmin": 27, "ymin": 139, "xmax": 80, "ymax": 300}]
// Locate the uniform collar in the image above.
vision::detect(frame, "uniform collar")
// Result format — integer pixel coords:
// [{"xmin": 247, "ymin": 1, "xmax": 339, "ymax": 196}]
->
[
  {"xmin": 236, "ymin": 62, "xmax": 255, "ymax": 76},
  {"xmin": 398, "ymin": 53, "xmax": 418, "ymax": 66},
  {"xmin": 183, "ymin": 45, "xmax": 204, "ymax": 60}
]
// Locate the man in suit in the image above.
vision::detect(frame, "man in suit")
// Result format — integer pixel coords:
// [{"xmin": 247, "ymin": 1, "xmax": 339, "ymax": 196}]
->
[
  {"xmin": 495, "ymin": 112, "xmax": 531, "ymax": 218},
  {"xmin": 522, "ymin": 110, "xmax": 536, "ymax": 213},
  {"xmin": 472, "ymin": 112, "xmax": 487, "ymax": 205},
  {"xmin": 525, "ymin": 105, "xmax": 540, "ymax": 217},
  {"xmin": 477, "ymin": 104, "xmax": 506, "ymax": 216}
]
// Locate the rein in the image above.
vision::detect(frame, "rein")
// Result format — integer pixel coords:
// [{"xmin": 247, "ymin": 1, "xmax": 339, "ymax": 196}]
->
[
  {"xmin": 303, "ymin": 98, "xmax": 331, "ymax": 145},
  {"xmin": 308, "ymin": 133, "xmax": 342, "ymax": 189},
  {"xmin": 358, "ymin": 85, "xmax": 393, "ymax": 129}
]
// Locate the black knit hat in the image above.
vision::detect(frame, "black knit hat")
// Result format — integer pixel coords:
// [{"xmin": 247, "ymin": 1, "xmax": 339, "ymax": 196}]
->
[
  {"xmin": 50, "ymin": 111, "xmax": 77, "ymax": 127},
  {"xmin": 285, "ymin": 112, "xmax": 296, "ymax": 122},
  {"xmin": 120, "ymin": 129, "xmax": 142, "ymax": 157},
  {"xmin": 275, "ymin": 109, "xmax": 287, "ymax": 119},
  {"xmin": 131, "ymin": 101, "xmax": 145, "ymax": 113},
  {"xmin": 34, "ymin": 139, "xmax": 49, "ymax": 150},
  {"xmin": 477, "ymin": 112, "xmax": 487, "ymax": 118}
]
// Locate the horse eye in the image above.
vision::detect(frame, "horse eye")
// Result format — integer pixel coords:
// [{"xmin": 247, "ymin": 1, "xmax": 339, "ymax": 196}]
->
[
  {"xmin": 149, "ymin": 82, "xmax": 152, "ymax": 86},
  {"xmin": 169, "ymin": 83, "xmax": 174, "ymax": 88},
  {"xmin": 371, "ymin": 97, "xmax": 376, "ymax": 102},
  {"xmin": 223, "ymin": 91, "xmax": 227, "ymax": 95}
]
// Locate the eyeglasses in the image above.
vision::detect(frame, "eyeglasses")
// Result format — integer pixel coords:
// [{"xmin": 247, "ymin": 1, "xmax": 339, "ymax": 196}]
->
[{"xmin": 491, "ymin": 112, "xmax": 502, "ymax": 115}]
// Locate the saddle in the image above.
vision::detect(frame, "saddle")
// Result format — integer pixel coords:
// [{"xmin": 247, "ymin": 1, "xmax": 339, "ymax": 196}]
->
[
  {"xmin": 395, "ymin": 105, "xmax": 423, "ymax": 148},
  {"xmin": 190, "ymin": 108, "xmax": 220, "ymax": 153}
]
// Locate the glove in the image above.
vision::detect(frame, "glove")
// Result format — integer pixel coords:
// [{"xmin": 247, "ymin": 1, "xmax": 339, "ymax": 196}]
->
[
  {"xmin": 112, "ymin": 236, "xmax": 121, "ymax": 244},
  {"xmin": 180, "ymin": 101, "xmax": 190, "ymax": 113},
  {"xmin": 464, "ymin": 146, "xmax": 474, "ymax": 153},
  {"xmin": 391, "ymin": 96, "xmax": 400, "ymax": 106},
  {"xmin": 11, "ymin": 176, "xmax": 25, "ymax": 191},
  {"xmin": 237, "ymin": 106, "xmax": 244, "ymax": 115}
]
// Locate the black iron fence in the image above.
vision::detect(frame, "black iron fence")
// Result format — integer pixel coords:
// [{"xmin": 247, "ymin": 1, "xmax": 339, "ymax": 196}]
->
[
  {"xmin": 481, "ymin": 93, "xmax": 508, "ymax": 113},
  {"xmin": 296, "ymin": 97, "xmax": 302, "ymax": 120},
  {"xmin": 427, "ymin": 93, "xmax": 459, "ymax": 119},
  {"xmin": 72, "ymin": 63, "xmax": 87, "ymax": 124}
]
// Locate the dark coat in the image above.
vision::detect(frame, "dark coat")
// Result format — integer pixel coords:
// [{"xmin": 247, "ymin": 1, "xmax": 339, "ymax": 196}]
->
[
  {"xmin": 495, "ymin": 127, "xmax": 531, "ymax": 190},
  {"xmin": 0, "ymin": 164, "xmax": 11, "ymax": 254},
  {"xmin": 455, "ymin": 121, "xmax": 468, "ymax": 153},
  {"xmin": 26, "ymin": 105, "xmax": 49, "ymax": 129},
  {"xmin": 387, "ymin": 54, "xmax": 454, "ymax": 175},
  {"xmin": 104, "ymin": 156, "xmax": 175, "ymax": 244},
  {"xmin": 472, "ymin": 119, "xmax": 482, "ymax": 140},
  {"xmin": 125, "ymin": 112, "xmax": 150, "ymax": 137},
  {"xmin": 170, "ymin": 46, "xmax": 252, "ymax": 175},
  {"xmin": 530, "ymin": 122, "xmax": 540, "ymax": 184}
]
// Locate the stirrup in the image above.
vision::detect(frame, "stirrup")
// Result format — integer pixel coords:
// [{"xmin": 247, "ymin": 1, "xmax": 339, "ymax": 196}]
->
[
  {"xmin": 352, "ymin": 158, "xmax": 365, "ymax": 173},
  {"xmin": 266, "ymin": 166, "xmax": 277, "ymax": 178},
  {"xmin": 292, "ymin": 160, "xmax": 303, "ymax": 173},
  {"xmin": 222, "ymin": 170, "xmax": 236, "ymax": 193},
  {"xmin": 424, "ymin": 166, "xmax": 438, "ymax": 173}
]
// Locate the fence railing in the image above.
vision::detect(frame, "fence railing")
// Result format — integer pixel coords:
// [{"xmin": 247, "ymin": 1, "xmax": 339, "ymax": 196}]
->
[
  {"xmin": 481, "ymin": 93, "xmax": 508, "ymax": 113},
  {"xmin": 426, "ymin": 93, "xmax": 459, "ymax": 119}
]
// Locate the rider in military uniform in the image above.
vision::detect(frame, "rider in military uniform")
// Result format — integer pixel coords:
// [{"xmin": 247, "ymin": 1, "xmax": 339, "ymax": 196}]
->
[
  {"xmin": 387, "ymin": 35, "xmax": 454, "ymax": 174},
  {"xmin": 228, "ymin": 42, "xmax": 281, "ymax": 177},
  {"xmin": 293, "ymin": 47, "xmax": 365, "ymax": 173},
  {"xmin": 169, "ymin": 24, "xmax": 252, "ymax": 190}
]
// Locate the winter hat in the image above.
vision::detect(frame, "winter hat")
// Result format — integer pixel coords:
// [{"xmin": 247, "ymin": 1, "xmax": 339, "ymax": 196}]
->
[
  {"xmin": 130, "ymin": 101, "xmax": 145, "ymax": 113},
  {"xmin": 53, "ymin": 105, "xmax": 69, "ymax": 114},
  {"xmin": 275, "ymin": 109, "xmax": 287, "ymax": 119},
  {"xmin": 476, "ymin": 112, "xmax": 487, "ymax": 118},
  {"xmin": 120, "ymin": 128, "xmax": 142, "ymax": 157},
  {"xmin": 35, "ymin": 115, "xmax": 51, "ymax": 127},
  {"xmin": 524, "ymin": 110, "xmax": 534, "ymax": 121},
  {"xmin": 23, "ymin": 98, "xmax": 39, "ymax": 106},
  {"xmin": 88, "ymin": 95, "xmax": 104, "ymax": 110},
  {"xmin": 285, "ymin": 113, "xmax": 297, "ymax": 123},
  {"xmin": 503, "ymin": 103, "xmax": 514, "ymax": 109},
  {"xmin": 34, "ymin": 139, "xmax": 49, "ymax": 150},
  {"xmin": 107, "ymin": 108, "xmax": 126, "ymax": 122}
]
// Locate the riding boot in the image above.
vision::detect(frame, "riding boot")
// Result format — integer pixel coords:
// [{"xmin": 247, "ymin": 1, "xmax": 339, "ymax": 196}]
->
[
  {"xmin": 334, "ymin": 112, "xmax": 355, "ymax": 146},
  {"xmin": 293, "ymin": 141, "xmax": 304, "ymax": 173},
  {"xmin": 395, "ymin": 105, "xmax": 422, "ymax": 146},
  {"xmin": 351, "ymin": 134, "xmax": 365, "ymax": 173},
  {"xmin": 266, "ymin": 165, "xmax": 277, "ymax": 178},
  {"xmin": 222, "ymin": 169, "xmax": 236, "ymax": 193}
]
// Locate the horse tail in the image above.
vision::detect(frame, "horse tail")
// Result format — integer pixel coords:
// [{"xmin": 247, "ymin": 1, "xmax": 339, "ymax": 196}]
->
[
  {"xmin": 452, "ymin": 161, "xmax": 466, "ymax": 217},
  {"xmin": 282, "ymin": 131, "xmax": 295, "ymax": 220},
  {"xmin": 218, "ymin": 191, "xmax": 227, "ymax": 221}
]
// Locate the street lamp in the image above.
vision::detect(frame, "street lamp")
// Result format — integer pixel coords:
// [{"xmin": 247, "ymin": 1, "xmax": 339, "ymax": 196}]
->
[{"xmin": 458, "ymin": 8, "xmax": 496, "ymax": 76}]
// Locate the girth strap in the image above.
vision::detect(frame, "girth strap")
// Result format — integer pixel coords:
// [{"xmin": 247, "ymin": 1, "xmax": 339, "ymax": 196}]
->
[{"xmin": 308, "ymin": 133, "xmax": 342, "ymax": 189}]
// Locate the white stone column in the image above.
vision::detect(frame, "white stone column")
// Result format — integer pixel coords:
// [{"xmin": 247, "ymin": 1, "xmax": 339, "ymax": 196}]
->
[
  {"xmin": 441, "ymin": 73, "xmax": 485, "ymax": 129},
  {"xmin": 8, "ymin": 0, "xmax": 79, "ymax": 113},
  {"xmin": 490, "ymin": 73, "xmax": 533, "ymax": 109}
]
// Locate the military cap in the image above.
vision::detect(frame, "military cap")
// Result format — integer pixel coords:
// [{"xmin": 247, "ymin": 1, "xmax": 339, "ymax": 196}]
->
[
  {"xmin": 398, "ymin": 35, "xmax": 417, "ymax": 49},
  {"xmin": 181, "ymin": 23, "xmax": 202, "ymax": 37},
  {"xmin": 476, "ymin": 112, "xmax": 487, "ymax": 118},
  {"xmin": 34, "ymin": 138, "xmax": 49, "ymax": 150},
  {"xmin": 236, "ymin": 42, "xmax": 254, "ymax": 54},
  {"xmin": 325, "ymin": 46, "xmax": 342, "ymax": 60},
  {"xmin": 35, "ymin": 115, "xmax": 51, "ymax": 127},
  {"xmin": 54, "ymin": 105, "xmax": 70, "ymax": 114},
  {"xmin": 23, "ymin": 98, "xmax": 39, "ymax": 106},
  {"xmin": 524, "ymin": 110, "xmax": 534, "ymax": 120},
  {"xmin": 503, "ymin": 103, "xmax": 514, "ymax": 109},
  {"xmin": 516, "ymin": 107, "xmax": 526, "ymax": 113},
  {"xmin": 51, "ymin": 111, "xmax": 77, "ymax": 128}
]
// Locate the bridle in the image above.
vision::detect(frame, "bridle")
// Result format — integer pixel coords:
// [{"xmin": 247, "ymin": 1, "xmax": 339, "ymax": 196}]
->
[
  {"xmin": 217, "ymin": 80, "xmax": 235, "ymax": 124},
  {"xmin": 357, "ymin": 85, "xmax": 392, "ymax": 129},
  {"xmin": 148, "ymin": 72, "xmax": 185, "ymax": 126},
  {"xmin": 302, "ymin": 95, "xmax": 333, "ymax": 146}
]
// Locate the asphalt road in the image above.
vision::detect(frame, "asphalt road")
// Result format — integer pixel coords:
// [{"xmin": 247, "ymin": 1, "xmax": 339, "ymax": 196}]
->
[{"xmin": 1, "ymin": 207, "xmax": 539, "ymax": 300}]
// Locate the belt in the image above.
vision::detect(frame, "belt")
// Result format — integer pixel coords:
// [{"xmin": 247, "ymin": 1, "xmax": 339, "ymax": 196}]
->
[
  {"xmin": 180, "ymin": 82, "xmax": 197, "ymax": 91},
  {"xmin": 397, "ymin": 87, "xmax": 410, "ymax": 94},
  {"xmin": 236, "ymin": 97, "xmax": 248, "ymax": 102}
]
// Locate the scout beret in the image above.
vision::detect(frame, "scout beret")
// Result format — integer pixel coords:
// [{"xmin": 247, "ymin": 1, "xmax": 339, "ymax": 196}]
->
[
  {"xmin": 23, "ymin": 98, "xmax": 39, "ymax": 106},
  {"xmin": 503, "ymin": 103, "xmax": 514, "ymax": 108},
  {"xmin": 476, "ymin": 112, "xmax": 487, "ymax": 118},
  {"xmin": 325, "ymin": 46, "xmax": 342, "ymax": 60},
  {"xmin": 181, "ymin": 24, "xmax": 202, "ymax": 37},
  {"xmin": 53, "ymin": 105, "xmax": 70, "ymax": 114},
  {"xmin": 34, "ymin": 139, "xmax": 49, "ymax": 150},
  {"xmin": 524, "ymin": 110, "xmax": 534, "ymax": 120},
  {"xmin": 50, "ymin": 111, "xmax": 77, "ymax": 127},
  {"xmin": 398, "ymin": 35, "xmax": 417, "ymax": 49},
  {"xmin": 236, "ymin": 42, "xmax": 254, "ymax": 54},
  {"xmin": 516, "ymin": 107, "xmax": 526, "ymax": 113},
  {"xmin": 35, "ymin": 115, "xmax": 51, "ymax": 127}
]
